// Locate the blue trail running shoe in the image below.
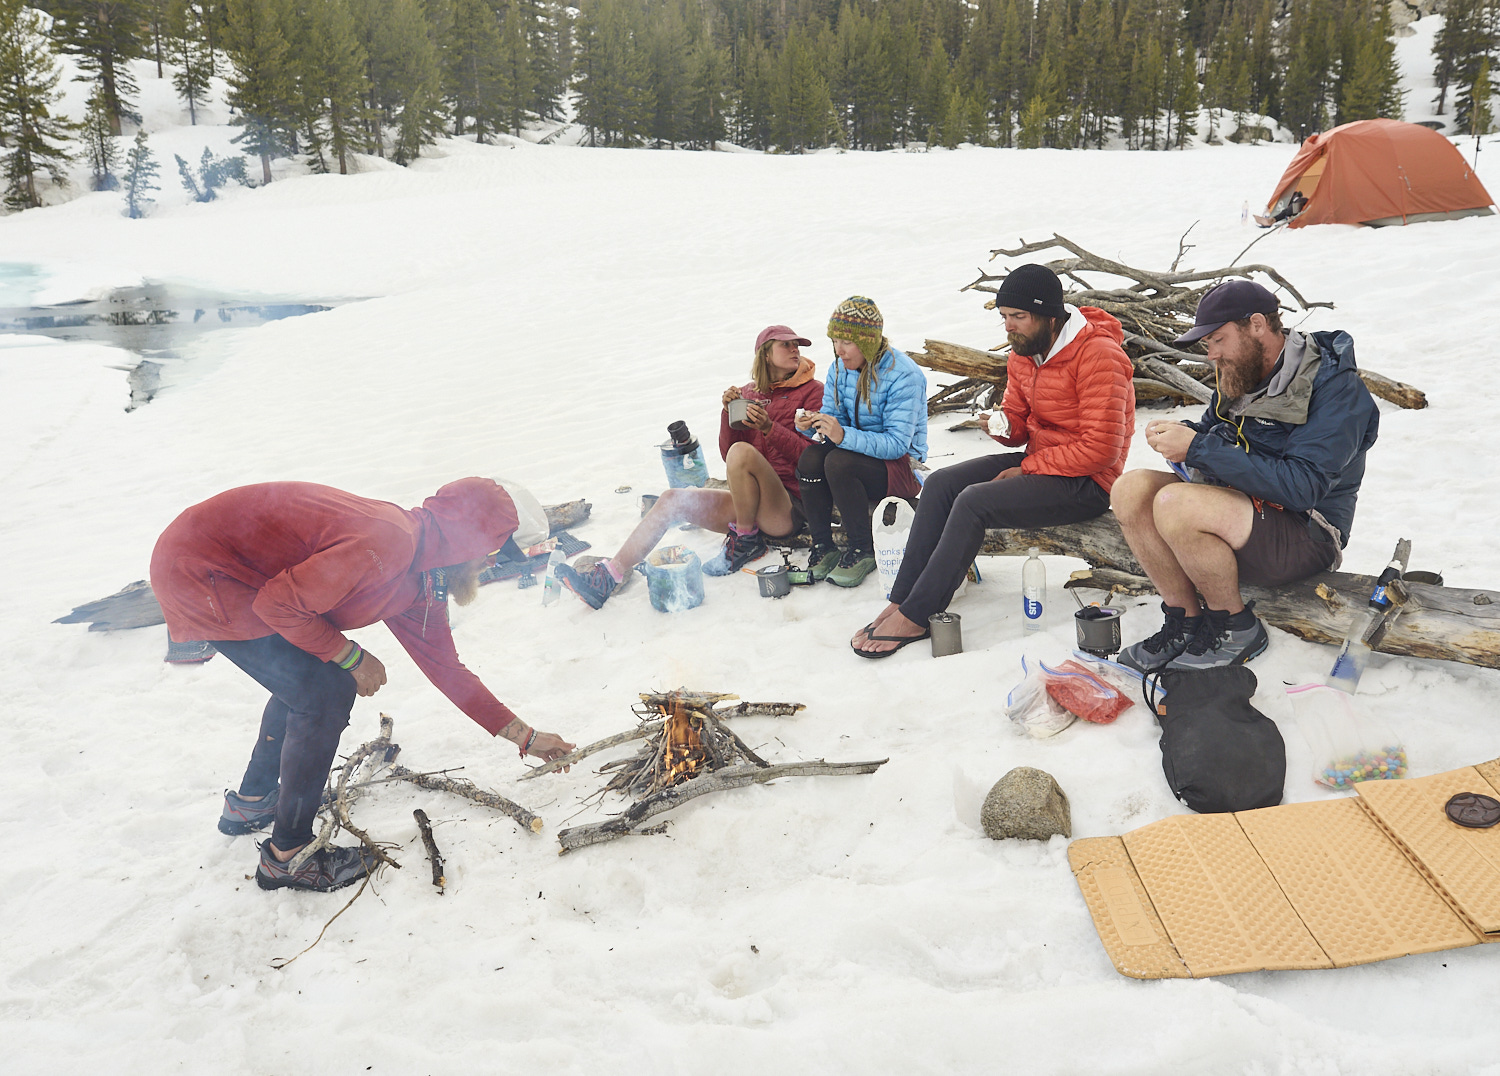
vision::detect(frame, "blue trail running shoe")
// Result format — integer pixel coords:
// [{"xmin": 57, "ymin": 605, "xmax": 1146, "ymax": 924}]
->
[
  {"xmin": 255, "ymin": 841, "xmax": 372, "ymax": 892},
  {"xmin": 556, "ymin": 560, "xmax": 620, "ymax": 609},
  {"xmin": 219, "ymin": 787, "xmax": 279, "ymax": 835}
]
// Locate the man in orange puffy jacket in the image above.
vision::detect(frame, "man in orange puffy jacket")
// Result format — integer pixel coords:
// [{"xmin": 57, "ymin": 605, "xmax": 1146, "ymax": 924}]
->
[{"xmin": 851, "ymin": 264, "xmax": 1135, "ymax": 657}]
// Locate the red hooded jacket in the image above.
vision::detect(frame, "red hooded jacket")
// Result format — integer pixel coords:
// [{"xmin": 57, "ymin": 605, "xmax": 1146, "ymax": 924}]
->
[
  {"xmin": 718, "ymin": 357, "xmax": 824, "ymax": 495},
  {"xmin": 990, "ymin": 306, "xmax": 1136, "ymax": 491},
  {"xmin": 149, "ymin": 478, "xmax": 522, "ymax": 735}
]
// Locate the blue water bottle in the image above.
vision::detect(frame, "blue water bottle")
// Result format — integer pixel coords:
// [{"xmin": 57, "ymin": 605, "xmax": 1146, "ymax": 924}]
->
[{"xmin": 661, "ymin": 420, "xmax": 708, "ymax": 489}]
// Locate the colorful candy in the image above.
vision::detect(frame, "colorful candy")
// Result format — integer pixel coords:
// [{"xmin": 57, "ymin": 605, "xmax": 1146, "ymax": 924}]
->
[{"xmin": 1317, "ymin": 745, "xmax": 1408, "ymax": 789}]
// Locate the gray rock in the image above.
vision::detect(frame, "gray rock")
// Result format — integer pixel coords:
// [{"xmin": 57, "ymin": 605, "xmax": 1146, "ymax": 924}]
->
[{"xmin": 981, "ymin": 767, "xmax": 1071, "ymax": 841}]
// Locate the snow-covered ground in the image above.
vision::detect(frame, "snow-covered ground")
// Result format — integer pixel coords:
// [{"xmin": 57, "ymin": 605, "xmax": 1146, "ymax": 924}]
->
[{"xmin": 4, "ymin": 31, "xmax": 1500, "ymax": 1074}]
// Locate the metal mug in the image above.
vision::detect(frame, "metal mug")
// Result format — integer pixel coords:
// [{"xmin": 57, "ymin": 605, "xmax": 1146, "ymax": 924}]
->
[
  {"xmin": 1074, "ymin": 605, "xmax": 1124, "ymax": 656},
  {"xmin": 756, "ymin": 564, "xmax": 791, "ymax": 598},
  {"xmin": 1402, "ymin": 570, "xmax": 1444, "ymax": 586},
  {"xmin": 929, "ymin": 612, "xmax": 963, "ymax": 657},
  {"xmin": 727, "ymin": 398, "xmax": 753, "ymax": 430}
]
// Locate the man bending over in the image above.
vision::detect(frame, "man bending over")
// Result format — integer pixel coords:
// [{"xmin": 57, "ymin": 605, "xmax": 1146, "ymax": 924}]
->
[{"xmin": 1114, "ymin": 280, "xmax": 1379, "ymax": 672}]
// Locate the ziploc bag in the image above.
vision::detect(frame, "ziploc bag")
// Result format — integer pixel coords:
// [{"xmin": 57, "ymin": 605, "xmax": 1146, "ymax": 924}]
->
[
  {"xmin": 1006, "ymin": 655, "xmax": 1133, "ymax": 737},
  {"xmin": 1006, "ymin": 656, "xmax": 1075, "ymax": 739},
  {"xmin": 1285, "ymin": 683, "xmax": 1408, "ymax": 790}
]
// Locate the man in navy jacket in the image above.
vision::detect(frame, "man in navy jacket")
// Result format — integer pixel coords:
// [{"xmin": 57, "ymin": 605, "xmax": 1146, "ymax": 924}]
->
[{"xmin": 1112, "ymin": 280, "xmax": 1379, "ymax": 671}]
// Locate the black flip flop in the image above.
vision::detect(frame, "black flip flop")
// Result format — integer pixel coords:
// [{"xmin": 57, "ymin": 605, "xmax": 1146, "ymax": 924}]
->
[{"xmin": 851, "ymin": 629, "xmax": 931, "ymax": 659}]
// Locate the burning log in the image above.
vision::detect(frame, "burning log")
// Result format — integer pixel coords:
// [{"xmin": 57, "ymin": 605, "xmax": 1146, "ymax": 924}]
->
[
  {"xmin": 551, "ymin": 689, "xmax": 886, "ymax": 854},
  {"xmin": 911, "ymin": 233, "xmax": 1427, "ymax": 417},
  {"xmin": 519, "ymin": 695, "xmax": 806, "ymax": 780}
]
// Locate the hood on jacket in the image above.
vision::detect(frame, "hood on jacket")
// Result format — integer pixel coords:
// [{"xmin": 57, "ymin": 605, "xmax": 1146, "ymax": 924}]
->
[
  {"xmin": 1234, "ymin": 330, "xmax": 1333, "ymax": 425},
  {"xmin": 412, "ymin": 478, "xmax": 519, "ymax": 572},
  {"xmin": 779, "ymin": 356, "xmax": 818, "ymax": 390},
  {"xmin": 1034, "ymin": 305, "xmax": 1124, "ymax": 366}
]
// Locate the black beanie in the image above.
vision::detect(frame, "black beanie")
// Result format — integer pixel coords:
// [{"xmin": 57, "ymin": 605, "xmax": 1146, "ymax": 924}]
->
[{"xmin": 993, "ymin": 263, "xmax": 1066, "ymax": 319}]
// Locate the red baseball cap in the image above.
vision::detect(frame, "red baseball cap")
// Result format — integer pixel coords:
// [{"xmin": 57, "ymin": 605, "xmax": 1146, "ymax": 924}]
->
[{"xmin": 755, "ymin": 325, "xmax": 811, "ymax": 350}]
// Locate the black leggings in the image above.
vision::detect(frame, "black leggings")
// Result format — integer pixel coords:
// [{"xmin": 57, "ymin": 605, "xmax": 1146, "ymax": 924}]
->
[
  {"xmin": 796, "ymin": 440, "xmax": 891, "ymax": 551},
  {"xmin": 890, "ymin": 452, "xmax": 1111, "ymax": 624},
  {"xmin": 211, "ymin": 634, "xmax": 357, "ymax": 851}
]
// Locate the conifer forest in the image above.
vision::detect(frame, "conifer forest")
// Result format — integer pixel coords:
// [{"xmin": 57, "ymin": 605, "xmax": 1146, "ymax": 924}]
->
[{"xmin": 0, "ymin": 0, "xmax": 1497, "ymax": 208}]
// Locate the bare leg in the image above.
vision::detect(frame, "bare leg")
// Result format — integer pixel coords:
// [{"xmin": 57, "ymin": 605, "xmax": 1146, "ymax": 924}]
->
[
  {"xmin": 1152, "ymin": 482, "xmax": 1254, "ymax": 613},
  {"xmin": 610, "ymin": 488, "xmax": 737, "ymax": 574},
  {"xmin": 725, "ymin": 441, "xmax": 797, "ymax": 537},
  {"xmin": 1112, "ymin": 469, "xmax": 1254, "ymax": 613}
]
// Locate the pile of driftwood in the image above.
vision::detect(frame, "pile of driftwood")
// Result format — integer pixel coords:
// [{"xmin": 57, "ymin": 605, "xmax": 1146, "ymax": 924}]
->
[
  {"xmin": 913, "ymin": 232, "xmax": 1427, "ymax": 421},
  {"xmin": 522, "ymin": 690, "xmax": 887, "ymax": 854}
]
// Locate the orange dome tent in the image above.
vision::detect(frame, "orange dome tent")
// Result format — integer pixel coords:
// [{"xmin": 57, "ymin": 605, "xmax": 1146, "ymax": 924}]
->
[{"xmin": 1256, "ymin": 118, "xmax": 1494, "ymax": 228}]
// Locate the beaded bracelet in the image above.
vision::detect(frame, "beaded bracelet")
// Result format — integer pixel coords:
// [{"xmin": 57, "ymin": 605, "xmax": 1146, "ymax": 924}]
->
[{"xmin": 336, "ymin": 644, "xmax": 364, "ymax": 671}]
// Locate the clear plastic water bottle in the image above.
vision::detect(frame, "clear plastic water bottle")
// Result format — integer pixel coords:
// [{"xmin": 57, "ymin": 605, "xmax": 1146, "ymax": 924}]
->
[
  {"xmin": 541, "ymin": 547, "xmax": 566, "ymax": 606},
  {"xmin": 1022, "ymin": 547, "xmax": 1045, "ymax": 632},
  {"xmin": 1327, "ymin": 554, "xmax": 1405, "ymax": 693}
]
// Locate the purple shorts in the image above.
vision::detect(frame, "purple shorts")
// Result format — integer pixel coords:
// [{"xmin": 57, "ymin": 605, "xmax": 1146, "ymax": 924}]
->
[{"xmin": 1235, "ymin": 504, "xmax": 1339, "ymax": 586}]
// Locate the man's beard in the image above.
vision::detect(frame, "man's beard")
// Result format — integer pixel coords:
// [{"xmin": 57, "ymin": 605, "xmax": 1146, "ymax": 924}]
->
[
  {"xmin": 1216, "ymin": 332, "xmax": 1270, "ymax": 399},
  {"xmin": 446, "ymin": 558, "xmax": 486, "ymax": 606},
  {"xmin": 1008, "ymin": 323, "xmax": 1054, "ymax": 357}
]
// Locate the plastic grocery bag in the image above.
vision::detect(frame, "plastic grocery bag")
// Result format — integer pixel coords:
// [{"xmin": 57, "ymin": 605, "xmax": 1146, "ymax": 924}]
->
[
  {"xmin": 1286, "ymin": 683, "xmax": 1408, "ymax": 790},
  {"xmin": 1006, "ymin": 656, "xmax": 1076, "ymax": 739},
  {"xmin": 872, "ymin": 496, "xmax": 915, "ymax": 601}
]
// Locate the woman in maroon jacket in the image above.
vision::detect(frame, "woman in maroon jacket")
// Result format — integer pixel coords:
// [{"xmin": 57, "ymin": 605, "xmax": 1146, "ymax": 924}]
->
[
  {"xmin": 151, "ymin": 477, "xmax": 574, "ymax": 892},
  {"xmin": 558, "ymin": 325, "xmax": 824, "ymax": 608}
]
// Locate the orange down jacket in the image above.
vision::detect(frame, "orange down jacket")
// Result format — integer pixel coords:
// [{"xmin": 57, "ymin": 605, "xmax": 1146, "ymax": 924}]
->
[{"xmin": 990, "ymin": 306, "xmax": 1135, "ymax": 491}]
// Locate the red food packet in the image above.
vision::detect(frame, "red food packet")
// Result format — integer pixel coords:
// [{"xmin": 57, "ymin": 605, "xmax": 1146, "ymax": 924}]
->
[{"xmin": 1041, "ymin": 659, "xmax": 1131, "ymax": 724}]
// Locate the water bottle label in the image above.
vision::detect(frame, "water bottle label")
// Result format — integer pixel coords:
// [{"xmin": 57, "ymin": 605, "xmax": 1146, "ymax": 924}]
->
[
  {"xmin": 1370, "ymin": 584, "xmax": 1389, "ymax": 608},
  {"xmin": 1023, "ymin": 597, "xmax": 1043, "ymax": 619}
]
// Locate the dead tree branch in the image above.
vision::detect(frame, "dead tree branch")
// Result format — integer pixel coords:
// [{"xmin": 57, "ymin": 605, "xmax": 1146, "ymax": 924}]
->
[
  {"xmin": 556, "ymin": 759, "xmax": 890, "ymax": 854},
  {"xmin": 413, "ymin": 809, "xmax": 445, "ymax": 893},
  {"xmin": 388, "ymin": 765, "xmax": 543, "ymax": 833}
]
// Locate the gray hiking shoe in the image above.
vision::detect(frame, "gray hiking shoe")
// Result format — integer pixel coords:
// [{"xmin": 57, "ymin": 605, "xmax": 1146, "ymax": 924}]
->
[
  {"xmin": 219, "ymin": 787, "xmax": 278, "ymax": 835},
  {"xmin": 255, "ymin": 841, "xmax": 372, "ymax": 892},
  {"xmin": 1167, "ymin": 604, "xmax": 1269, "ymax": 670},
  {"xmin": 1118, "ymin": 604, "xmax": 1199, "ymax": 673}
]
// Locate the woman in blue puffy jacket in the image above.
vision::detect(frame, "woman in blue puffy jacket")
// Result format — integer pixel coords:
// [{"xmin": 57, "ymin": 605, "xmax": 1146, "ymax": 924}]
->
[{"xmin": 794, "ymin": 296, "xmax": 928, "ymax": 588}]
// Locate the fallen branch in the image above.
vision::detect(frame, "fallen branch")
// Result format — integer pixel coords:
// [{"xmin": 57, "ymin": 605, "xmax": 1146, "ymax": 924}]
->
[
  {"xmin": 413, "ymin": 809, "xmax": 445, "ymax": 893},
  {"xmin": 519, "ymin": 723, "xmax": 662, "ymax": 780},
  {"xmin": 291, "ymin": 715, "xmax": 402, "ymax": 873},
  {"xmin": 389, "ymin": 765, "xmax": 543, "ymax": 833},
  {"xmin": 269, "ymin": 873, "xmax": 373, "ymax": 970},
  {"xmin": 556, "ymin": 759, "xmax": 889, "ymax": 854}
]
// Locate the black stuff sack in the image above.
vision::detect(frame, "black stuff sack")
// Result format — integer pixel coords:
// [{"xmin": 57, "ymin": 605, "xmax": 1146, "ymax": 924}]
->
[{"xmin": 1156, "ymin": 666, "xmax": 1285, "ymax": 814}]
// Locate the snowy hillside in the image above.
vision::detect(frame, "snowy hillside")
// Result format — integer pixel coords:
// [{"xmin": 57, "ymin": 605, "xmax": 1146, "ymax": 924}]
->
[{"xmin": 4, "ymin": 22, "xmax": 1500, "ymax": 1075}]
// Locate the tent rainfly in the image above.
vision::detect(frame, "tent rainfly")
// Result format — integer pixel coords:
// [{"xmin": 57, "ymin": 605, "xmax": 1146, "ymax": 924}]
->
[{"xmin": 1256, "ymin": 118, "xmax": 1495, "ymax": 228}]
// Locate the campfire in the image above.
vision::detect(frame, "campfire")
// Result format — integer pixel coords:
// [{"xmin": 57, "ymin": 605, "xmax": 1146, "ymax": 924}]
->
[{"xmin": 520, "ymin": 689, "xmax": 890, "ymax": 854}]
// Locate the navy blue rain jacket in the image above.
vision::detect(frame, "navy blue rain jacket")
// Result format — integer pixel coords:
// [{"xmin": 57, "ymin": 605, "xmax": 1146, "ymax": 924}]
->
[{"xmin": 1184, "ymin": 330, "xmax": 1378, "ymax": 546}]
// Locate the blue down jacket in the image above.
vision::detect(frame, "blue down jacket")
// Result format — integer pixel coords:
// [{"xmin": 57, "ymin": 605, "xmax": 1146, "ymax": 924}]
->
[
  {"xmin": 816, "ymin": 346, "xmax": 929, "ymax": 462},
  {"xmin": 1185, "ymin": 329, "xmax": 1379, "ymax": 546}
]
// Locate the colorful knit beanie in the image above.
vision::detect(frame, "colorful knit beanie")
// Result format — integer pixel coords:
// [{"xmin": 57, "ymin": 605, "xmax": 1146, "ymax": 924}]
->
[{"xmin": 827, "ymin": 296, "xmax": 888, "ymax": 405}]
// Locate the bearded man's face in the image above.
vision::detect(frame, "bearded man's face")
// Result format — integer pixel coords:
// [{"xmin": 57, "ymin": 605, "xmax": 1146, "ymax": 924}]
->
[
  {"xmin": 1205, "ymin": 322, "xmax": 1272, "ymax": 398},
  {"xmin": 1002, "ymin": 309, "xmax": 1056, "ymax": 357}
]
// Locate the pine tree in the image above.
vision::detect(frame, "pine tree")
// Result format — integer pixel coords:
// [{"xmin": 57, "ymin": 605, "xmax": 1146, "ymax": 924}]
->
[
  {"xmin": 913, "ymin": 37, "xmax": 949, "ymax": 142},
  {"xmin": 683, "ymin": 31, "xmax": 727, "ymax": 148},
  {"xmin": 167, "ymin": 0, "xmax": 213, "ymax": 123},
  {"xmin": 1017, "ymin": 52, "xmax": 1058, "ymax": 147},
  {"xmin": 573, "ymin": 0, "xmax": 650, "ymax": 147},
  {"xmin": 445, "ymin": 0, "xmax": 504, "ymax": 140},
  {"xmin": 1432, "ymin": 0, "xmax": 1493, "ymax": 115},
  {"xmin": 733, "ymin": 32, "xmax": 773, "ymax": 148},
  {"xmin": 1457, "ymin": 51, "xmax": 1496, "ymax": 134},
  {"xmin": 1170, "ymin": 39, "xmax": 1199, "ymax": 148},
  {"xmin": 1, "ymin": 0, "xmax": 77, "ymax": 209},
  {"xmin": 1340, "ymin": 1, "xmax": 1402, "ymax": 122},
  {"xmin": 645, "ymin": 0, "xmax": 691, "ymax": 146},
  {"xmin": 81, "ymin": 84, "xmax": 120, "ymax": 188},
  {"xmin": 495, "ymin": 1, "xmax": 534, "ymax": 136},
  {"xmin": 383, "ymin": 0, "xmax": 445, "ymax": 163},
  {"xmin": 48, "ymin": 0, "xmax": 149, "ymax": 136},
  {"xmin": 224, "ymin": 0, "xmax": 295, "ymax": 182},
  {"xmin": 771, "ymin": 25, "xmax": 837, "ymax": 151},
  {"xmin": 121, "ymin": 127, "xmax": 159, "ymax": 215},
  {"xmin": 303, "ymin": 0, "xmax": 367, "ymax": 172}
]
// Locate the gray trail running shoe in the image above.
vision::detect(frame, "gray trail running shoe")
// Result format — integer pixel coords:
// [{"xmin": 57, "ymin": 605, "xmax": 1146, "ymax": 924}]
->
[
  {"xmin": 219, "ymin": 787, "xmax": 279, "ymax": 835},
  {"xmin": 1167, "ymin": 605, "xmax": 1269, "ymax": 670},
  {"xmin": 1118, "ymin": 603, "xmax": 1199, "ymax": 673},
  {"xmin": 255, "ymin": 841, "xmax": 371, "ymax": 892},
  {"xmin": 702, "ymin": 529, "xmax": 769, "ymax": 576}
]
